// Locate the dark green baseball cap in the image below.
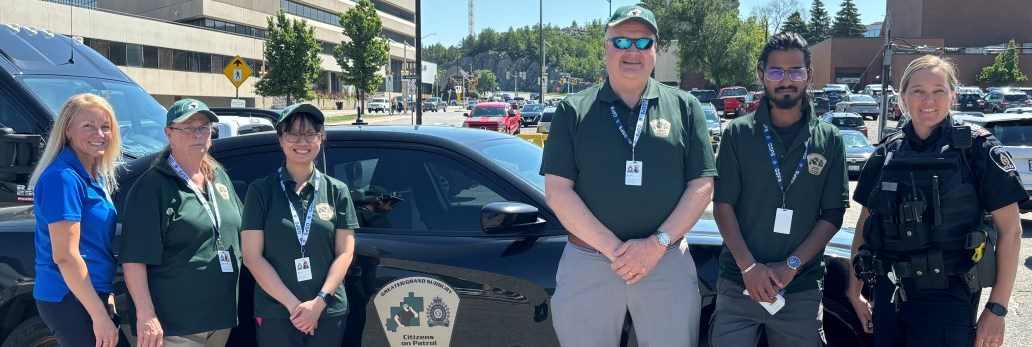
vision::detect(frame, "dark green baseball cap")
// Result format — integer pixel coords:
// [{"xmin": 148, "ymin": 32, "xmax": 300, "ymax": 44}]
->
[
  {"xmin": 608, "ymin": 5, "xmax": 658, "ymax": 37},
  {"xmin": 166, "ymin": 98, "xmax": 218, "ymax": 126},
  {"xmin": 279, "ymin": 103, "xmax": 325, "ymax": 126}
]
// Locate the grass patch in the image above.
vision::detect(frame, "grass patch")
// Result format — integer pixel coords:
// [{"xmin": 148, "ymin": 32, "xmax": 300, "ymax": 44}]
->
[{"xmin": 325, "ymin": 114, "xmax": 358, "ymax": 124}]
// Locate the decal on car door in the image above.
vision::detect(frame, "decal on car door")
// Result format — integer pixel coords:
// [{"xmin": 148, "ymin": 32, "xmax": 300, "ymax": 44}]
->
[{"xmin": 375, "ymin": 276, "xmax": 461, "ymax": 346}]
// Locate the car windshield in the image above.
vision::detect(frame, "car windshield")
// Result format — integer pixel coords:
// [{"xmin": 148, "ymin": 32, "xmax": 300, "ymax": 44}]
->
[
  {"xmin": 468, "ymin": 138, "xmax": 545, "ymax": 191},
  {"xmin": 1004, "ymin": 94, "xmax": 1028, "ymax": 102},
  {"xmin": 372, "ymin": 98, "xmax": 387, "ymax": 103},
  {"xmin": 842, "ymin": 132, "xmax": 871, "ymax": 147},
  {"xmin": 987, "ymin": 120, "xmax": 1032, "ymax": 146},
  {"xmin": 18, "ymin": 76, "xmax": 168, "ymax": 158},
  {"xmin": 722, "ymin": 89, "xmax": 747, "ymax": 97},
  {"xmin": 704, "ymin": 108, "xmax": 719, "ymax": 123},
  {"xmin": 850, "ymin": 95, "xmax": 876, "ymax": 102},
  {"xmin": 958, "ymin": 94, "xmax": 980, "ymax": 102},
  {"xmin": 522, "ymin": 104, "xmax": 543, "ymax": 112},
  {"xmin": 471, "ymin": 107, "xmax": 506, "ymax": 117},
  {"xmin": 829, "ymin": 115, "xmax": 864, "ymax": 127},
  {"xmin": 691, "ymin": 90, "xmax": 717, "ymax": 99}
]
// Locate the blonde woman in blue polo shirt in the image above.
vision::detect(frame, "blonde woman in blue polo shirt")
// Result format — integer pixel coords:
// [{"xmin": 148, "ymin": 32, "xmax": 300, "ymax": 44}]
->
[{"xmin": 30, "ymin": 93, "xmax": 127, "ymax": 347}]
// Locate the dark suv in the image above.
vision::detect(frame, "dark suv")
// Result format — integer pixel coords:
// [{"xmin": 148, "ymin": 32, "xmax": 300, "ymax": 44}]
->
[
  {"xmin": 955, "ymin": 93, "xmax": 988, "ymax": 112},
  {"xmin": 0, "ymin": 24, "xmax": 168, "ymax": 206},
  {"xmin": 986, "ymin": 91, "xmax": 1031, "ymax": 112},
  {"xmin": 822, "ymin": 112, "xmax": 869, "ymax": 137}
]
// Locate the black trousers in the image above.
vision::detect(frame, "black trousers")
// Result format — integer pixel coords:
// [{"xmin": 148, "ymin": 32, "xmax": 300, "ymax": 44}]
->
[
  {"xmin": 256, "ymin": 314, "xmax": 347, "ymax": 347},
  {"xmin": 871, "ymin": 275, "xmax": 979, "ymax": 347},
  {"xmin": 36, "ymin": 292, "xmax": 130, "ymax": 347}
]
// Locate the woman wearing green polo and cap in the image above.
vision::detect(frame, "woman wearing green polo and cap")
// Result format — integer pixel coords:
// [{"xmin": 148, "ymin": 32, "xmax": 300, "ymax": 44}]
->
[
  {"xmin": 120, "ymin": 99, "xmax": 244, "ymax": 347},
  {"xmin": 241, "ymin": 104, "xmax": 358, "ymax": 346}
]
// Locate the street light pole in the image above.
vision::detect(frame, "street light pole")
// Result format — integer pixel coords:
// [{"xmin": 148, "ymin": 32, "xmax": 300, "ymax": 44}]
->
[
  {"xmin": 415, "ymin": 0, "xmax": 422, "ymax": 125},
  {"xmin": 877, "ymin": 5, "xmax": 892, "ymax": 139},
  {"xmin": 540, "ymin": 0, "xmax": 546, "ymax": 104}
]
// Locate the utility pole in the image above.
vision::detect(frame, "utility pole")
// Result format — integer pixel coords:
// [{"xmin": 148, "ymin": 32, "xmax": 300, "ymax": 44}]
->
[
  {"xmin": 540, "ymin": 0, "xmax": 546, "ymax": 104},
  {"xmin": 877, "ymin": 5, "xmax": 891, "ymax": 140},
  {"xmin": 415, "ymin": 0, "xmax": 422, "ymax": 125}
]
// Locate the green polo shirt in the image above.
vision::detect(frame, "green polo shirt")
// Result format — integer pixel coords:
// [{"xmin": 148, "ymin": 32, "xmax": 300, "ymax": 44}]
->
[
  {"xmin": 713, "ymin": 98, "xmax": 849, "ymax": 293},
  {"xmin": 240, "ymin": 165, "xmax": 358, "ymax": 319},
  {"xmin": 540, "ymin": 78, "xmax": 718, "ymax": 241},
  {"xmin": 119, "ymin": 154, "xmax": 244, "ymax": 336}
]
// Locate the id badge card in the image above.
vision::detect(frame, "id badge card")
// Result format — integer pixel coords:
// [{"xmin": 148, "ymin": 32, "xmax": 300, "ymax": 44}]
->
[
  {"xmin": 773, "ymin": 208, "xmax": 793, "ymax": 235},
  {"xmin": 295, "ymin": 257, "xmax": 313, "ymax": 282},
  {"xmin": 217, "ymin": 251, "xmax": 234, "ymax": 273},
  {"xmin": 625, "ymin": 161, "xmax": 643, "ymax": 186}
]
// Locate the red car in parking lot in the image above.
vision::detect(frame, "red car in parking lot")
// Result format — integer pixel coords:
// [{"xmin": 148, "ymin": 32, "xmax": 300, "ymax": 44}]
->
[
  {"xmin": 719, "ymin": 86, "xmax": 759, "ymax": 118},
  {"xmin": 463, "ymin": 102, "xmax": 522, "ymax": 134}
]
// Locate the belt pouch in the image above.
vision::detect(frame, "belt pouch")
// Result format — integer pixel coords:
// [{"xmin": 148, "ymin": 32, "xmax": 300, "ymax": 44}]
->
[{"xmin": 912, "ymin": 249, "xmax": 949, "ymax": 290}]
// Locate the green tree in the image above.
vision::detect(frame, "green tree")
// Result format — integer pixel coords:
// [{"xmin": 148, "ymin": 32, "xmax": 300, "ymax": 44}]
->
[
  {"xmin": 334, "ymin": 0, "xmax": 390, "ymax": 120},
  {"xmin": 978, "ymin": 39, "xmax": 1029, "ymax": 87},
  {"xmin": 830, "ymin": 0, "xmax": 865, "ymax": 38},
  {"xmin": 474, "ymin": 69, "xmax": 498, "ymax": 94},
  {"xmin": 806, "ymin": 0, "xmax": 831, "ymax": 43},
  {"xmin": 780, "ymin": 11, "xmax": 809, "ymax": 39},
  {"xmin": 255, "ymin": 10, "xmax": 322, "ymax": 104}
]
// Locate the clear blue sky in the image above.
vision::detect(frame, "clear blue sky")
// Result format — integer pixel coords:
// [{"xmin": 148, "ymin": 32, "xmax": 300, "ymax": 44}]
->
[{"xmin": 422, "ymin": 0, "xmax": 886, "ymax": 47}]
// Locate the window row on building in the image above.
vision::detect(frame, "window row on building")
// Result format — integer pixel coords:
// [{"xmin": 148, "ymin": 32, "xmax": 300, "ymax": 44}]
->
[
  {"xmin": 43, "ymin": 0, "xmax": 95, "ymax": 8},
  {"xmin": 179, "ymin": 18, "xmax": 268, "ymax": 40},
  {"xmin": 82, "ymin": 37, "xmax": 265, "ymax": 75},
  {"xmin": 279, "ymin": 0, "xmax": 414, "ymax": 43}
]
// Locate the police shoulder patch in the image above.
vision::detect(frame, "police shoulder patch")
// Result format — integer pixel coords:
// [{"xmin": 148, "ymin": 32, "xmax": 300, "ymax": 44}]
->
[{"xmin": 989, "ymin": 146, "xmax": 1016, "ymax": 172}]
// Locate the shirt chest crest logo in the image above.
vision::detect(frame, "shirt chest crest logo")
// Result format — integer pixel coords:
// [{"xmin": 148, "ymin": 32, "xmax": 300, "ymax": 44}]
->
[
  {"xmin": 807, "ymin": 153, "xmax": 827, "ymax": 175},
  {"xmin": 649, "ymin": 118, "xmax": 671, "ymax": 137},
  {"xmin": 215, "ymin": 183, "xmax": 230, "ymax": 200},
  {"xmin": 316, "ymin": 203, "xmax": 334, "ymax": 221}
]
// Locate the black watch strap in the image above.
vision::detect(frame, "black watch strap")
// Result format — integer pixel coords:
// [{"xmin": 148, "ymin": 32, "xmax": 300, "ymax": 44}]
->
[
  {"xmin": 317, "ymin": 291, "xmax": 333, "ymax": 304},
  {"xmin": 985, "ymin": 302, "xmax": 1007, "ymax": 317}
]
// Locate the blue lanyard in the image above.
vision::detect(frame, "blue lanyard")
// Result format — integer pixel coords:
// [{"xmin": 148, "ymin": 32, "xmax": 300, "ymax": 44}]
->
[
  {"xmin": 609, "ymin": 99, "xmax": 649, "ymax": 161},
  {"xmin": 168, "ymin": 156, "xmax": 224, "ymax": 251},
  {"xmin": 278, "ymin": 167, "xmax": 320, "ymax": 258},
  {"xmin": 762, "ymin": 124, "xmax": 809, "ymax": 208}
]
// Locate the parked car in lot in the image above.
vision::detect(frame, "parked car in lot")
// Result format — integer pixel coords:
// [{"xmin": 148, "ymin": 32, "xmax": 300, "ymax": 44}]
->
[
  {"xmin": 822, "ymin": 112, "xmax": 869, "ymax": 137},
  {"xmin": 957, "ymin": 86, "xmax": 985, "ymax": 98},
  {"xmin": 463, "ymin": 102, "xmax": 521, "ymax": 134},
  {"xmin": 537, "ymin": 106, "xmax": 556, "ymax": 134},
  {"xmin": 985, "ymin": 91, "xmax": 1031, "ymax": 113},
  {"xmin": 422, "ymin": 97, "xmax": 444, "ymax": 112},
  {"xmin": 835, "ymin": 94, "xmax": 881, "ymax": 119},
  {"xmin": 841, "ymin": 129, "xmax": 875, "ymax": 178},
  {"xmin": 954, "ymin": 92, "xmax": 989, "ymax": 112},
  {"xmin": 690, "ymin": 89, "xmax": 723, "ymax": 113},
  {"xmin": 208, "ymin": 107, "xmax": 283, "ymax": 124},
  {"xmin": 811, "ymin": 90, "xmax": 831, "ymax": 114},
  {"xmin": 0, "ymin": 23, "xmax": 168, "ymax": 206},
  {"xmin": 886, "ymin": 94, "xmax": 902, "ymax": 120},
  {"xmin": 0, "ymin": 126, "xmax": 871, "ymax": 347},
  {"xmin": 368, "ymin": 97, "xmax": 391, "ymax": 113},
  {"xmin": 954, "ymin": 113, "xmax": 1032, "ymax": 212},
  {"xmin": 954, "ymin": 111, "xmax": 985, "ymax": 117},
  {"xmin": 520, "ymin": 103, "xmax": 545, "ymax": 126},
  {"xmin": 701, "ymin": 102, "xmax": 722, "ymax": 151},
  {"xmin": 718, "ymin": 86, "xmax": 757, "ymax": 118},
  {"xmin": 466, "ymin": 99, "xmax": 478, "ymax": 110},
  {"xmin": 206, "ymin": 107, "xmax": 278, "ymax": 139},
  {"xmin": 823, "ymin": 84, "xmax": 851, "ymax": 107}
]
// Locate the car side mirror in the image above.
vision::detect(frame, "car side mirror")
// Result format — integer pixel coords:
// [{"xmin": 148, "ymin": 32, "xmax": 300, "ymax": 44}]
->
[
  {"xmin": 463, "ymin": 113, "xmax": 469, "ymax": 117},
  {"xmin": 481, "ymin": 202, "xmax": 546, "ymax": 235}
]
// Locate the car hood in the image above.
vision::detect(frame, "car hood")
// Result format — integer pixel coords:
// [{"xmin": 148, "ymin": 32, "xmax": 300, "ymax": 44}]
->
[
  {"xmin": 466, "ymin": 116, "xmax": 506, "ymax": 123},
  {"xmin": 845, "ymin": 146, "xmax": 875, "ymax": 157},
  {"xmin": 684, "ymin": 210, "xmax": 853, "ymax": 258},
  {"xmin": 0, "ymin": 205, "xmax": 38, "ymax": 232}
]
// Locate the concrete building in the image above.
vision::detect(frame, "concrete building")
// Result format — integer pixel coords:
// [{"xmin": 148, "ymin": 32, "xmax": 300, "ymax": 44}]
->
[
  {"xmin": 810, "ymin": 0, "xmax": 1032, "ymax": 90},
  {"xmin": 3, "ymin": 0, "xmax": 417, "ymax": 108}
]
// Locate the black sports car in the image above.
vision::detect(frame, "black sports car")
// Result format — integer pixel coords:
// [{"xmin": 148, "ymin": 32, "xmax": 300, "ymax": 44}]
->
[{"xmin": 0, "ymin": 126, "xmax": 870, "ymax": 347}]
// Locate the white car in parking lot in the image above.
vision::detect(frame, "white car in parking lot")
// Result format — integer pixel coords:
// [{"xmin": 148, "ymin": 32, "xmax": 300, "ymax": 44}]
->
[
  {"xmin": 836, "ymin": 94, "xmax": 881, "ymax": 120},
  {"xmin": 368, "ymin": 97, "xmax": 391, "ymax": 113},
  {"xmin": 955, "ymin": 113, "xmax": 1032, "ymax": 212}
]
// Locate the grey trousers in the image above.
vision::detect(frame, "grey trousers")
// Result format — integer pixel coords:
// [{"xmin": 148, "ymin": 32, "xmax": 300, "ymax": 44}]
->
[
  {"xmin": 709, "ymin": 277, "xmax": 825, "ymax": 347},
  {"xmin": 162, "ymin": 328, "xmax": 231, "ymax": 347},
  {"xmin": 551, "ymin": 239, "xmax": 701, "ymax": 347}
]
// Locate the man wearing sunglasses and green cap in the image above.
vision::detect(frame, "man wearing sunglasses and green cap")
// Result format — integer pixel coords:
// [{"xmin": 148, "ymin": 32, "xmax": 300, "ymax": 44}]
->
[
  {"xmin": 711, "ymin": 32, "xmax": 848, "ymax": 346},
  {"xmin": 540, "ymin": 5, "xmax": 715, "ymax": 346}
]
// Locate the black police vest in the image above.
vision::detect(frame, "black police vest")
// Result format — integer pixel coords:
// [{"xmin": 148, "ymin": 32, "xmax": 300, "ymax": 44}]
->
[{"xmin": 863, "ymin": 125, "xmax": 983, "ymax": 256}]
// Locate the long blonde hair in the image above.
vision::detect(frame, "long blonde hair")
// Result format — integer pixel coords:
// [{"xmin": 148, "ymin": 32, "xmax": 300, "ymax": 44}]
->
[{"xmin": 29, "ymin": 93, "xmax": 123, "ymax": 193}]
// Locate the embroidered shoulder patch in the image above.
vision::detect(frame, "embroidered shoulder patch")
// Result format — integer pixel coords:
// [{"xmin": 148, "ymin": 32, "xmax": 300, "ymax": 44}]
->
[{"xmin": 989, "ymin": 146, "xmax": 1016, "ymax": 172}]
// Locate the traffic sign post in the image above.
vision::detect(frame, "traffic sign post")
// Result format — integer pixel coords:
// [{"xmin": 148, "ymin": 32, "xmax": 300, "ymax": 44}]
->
[{"xmin": 223, "ymin": 55, "xmax": 252, "ymax": 100}]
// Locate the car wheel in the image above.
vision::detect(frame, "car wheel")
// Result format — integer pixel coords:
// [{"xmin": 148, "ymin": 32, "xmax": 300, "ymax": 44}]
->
[
  {"xmin": 1, "ymin": 315, "xmax": 57, "ymax": 347},
  {"xmin": 514, "ymin": 124, "xmax": 521, "ymax": 135},
  {"xmin": 822, "ymin": 299, "xmax": 871, "ymax": 347}
]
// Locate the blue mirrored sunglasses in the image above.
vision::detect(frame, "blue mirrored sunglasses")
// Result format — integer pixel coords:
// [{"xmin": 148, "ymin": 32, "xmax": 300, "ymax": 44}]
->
[
  {"xmin": 764, "ymin": 68, "xmax": 809, "ymax": 82},
  {"xmin": 611, "ymin": 37, "xmax": 654, "ymax": 50}
]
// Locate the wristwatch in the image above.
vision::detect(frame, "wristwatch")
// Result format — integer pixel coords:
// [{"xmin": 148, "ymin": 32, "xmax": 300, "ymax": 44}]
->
[
  {"xmin": 316, "ymin": 291, "xmax": 334, "ymax": 304},
  {"xmin": 985, "ymin": 302, "xmax": 1007, "ymax": 317},
  {"xmin": 787, "ymin": 256, "xmax": 802, "ymax": 271},
  {"xmin": 653, "ymin": 231, "xmax": 672, "ymax": 247}
]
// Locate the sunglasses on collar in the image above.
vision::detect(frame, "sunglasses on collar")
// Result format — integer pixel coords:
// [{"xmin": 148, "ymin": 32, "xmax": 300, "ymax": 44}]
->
[{"xmin": 610, "ymin": 37, "xmax": 655, "ymax": 50}]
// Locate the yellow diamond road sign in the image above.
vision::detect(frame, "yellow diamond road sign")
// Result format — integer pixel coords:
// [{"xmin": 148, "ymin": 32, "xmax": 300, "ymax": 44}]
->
[{"xmin": 223, "ymin": 55, "xmax": 252, "ymax": 89}]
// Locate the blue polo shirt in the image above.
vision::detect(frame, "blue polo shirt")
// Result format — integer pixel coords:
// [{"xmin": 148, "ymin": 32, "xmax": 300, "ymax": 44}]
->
[{"xmin": 33, "ymin": 146, "xmax": 117, "ymax": 302}]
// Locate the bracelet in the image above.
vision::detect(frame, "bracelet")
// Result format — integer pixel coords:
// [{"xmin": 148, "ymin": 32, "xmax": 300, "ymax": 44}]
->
[{"xmin": 741, "ymin": 262, "xmax": 758, "ymax": 274}]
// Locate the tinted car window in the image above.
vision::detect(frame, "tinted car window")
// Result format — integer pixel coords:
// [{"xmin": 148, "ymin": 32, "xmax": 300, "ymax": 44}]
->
[
  {"xmin": 1004, "ymin": 94, "xmax": 1029, "ymax": 102},
  {"xmin": 0, "ymin": 88, "xmax": 34, "ymax": 133},
  {"xmin": 540, "ymin": 110, "xmax": 554, "ymax": 122},
  {"xmin": 958, "ymin": 94, "xmax": 981, "ymax": 102},
  {"xmin": 521, "ymin": 104, "xmax": 543, "ymax": 112},
  {"xmin": 831, "ymin": 116, "xmax": 864, "ymax": 127},
  {"xmin": 690, "ymin": 90, "xmax": 717, "ymax": 99},
  {"xmin": 471, "ymin": 107, "xmax": 505, "ymax": 117},
  {"xmin": 987, "ymin": 120, "xmax": 1032, "ymax": 146},
  {"xmin": 842, "ymin": 132, "xmax": 871, "ymax": 147}
]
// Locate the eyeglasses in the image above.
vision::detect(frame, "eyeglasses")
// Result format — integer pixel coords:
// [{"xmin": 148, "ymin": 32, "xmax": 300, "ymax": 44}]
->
[
  {"xmin": 610, "ymin": 37, "xmax": 655, "ymax": 50},
  {"xmin": 283, "ymin": 131, "xmax": 322, "ymax": 143},
  {"xmin": 169, "ymin": 125, "xmax": 213, "ymax": 135},
  {"xmin": 764, "ymin": 68, "xmax": 810, "ymax": 82}
]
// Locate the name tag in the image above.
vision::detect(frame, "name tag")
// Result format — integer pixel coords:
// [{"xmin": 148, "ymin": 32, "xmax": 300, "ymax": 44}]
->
[
  {"xmin": 217, "ymin": 251, "xmax": 233, "ymax": 273},
  {"xmin": 295, "ymin": 257, "xmax": 313, "ymax": 282},
  {"xmin": 774, "ymin": 208, "xmax": 793, "ymax": 235},
  {"xmin": 625, "ymin": 161, "xmax": 643, "ymax": 186}
]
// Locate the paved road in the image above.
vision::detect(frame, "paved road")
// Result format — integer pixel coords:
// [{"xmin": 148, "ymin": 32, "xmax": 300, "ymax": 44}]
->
[{"xmin": 357, "ymin": 109, "xmax": 1032, "ymax": 345}]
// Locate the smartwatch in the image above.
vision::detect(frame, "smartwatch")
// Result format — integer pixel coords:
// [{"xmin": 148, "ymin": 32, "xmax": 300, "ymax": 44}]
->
[
  {"xmin": 653, "ymin": 231, "xmax": 672, "ymax": 247},
  {"xmin": 317, "ymin": 291, "xmax": 334, "ymax": 304},
  {"xmin": 985, "ymin": 302, "xmax": 1007, "ymax": 317},
  {"xmin": 787, "ymin": 256, "xmax": 802, "ymax": 271}
]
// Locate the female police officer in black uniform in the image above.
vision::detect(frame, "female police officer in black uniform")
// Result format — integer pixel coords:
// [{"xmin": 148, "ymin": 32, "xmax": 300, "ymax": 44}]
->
[{"xmin": 848, "ymin": 55, "xmax": 1025, "ymax": 347}]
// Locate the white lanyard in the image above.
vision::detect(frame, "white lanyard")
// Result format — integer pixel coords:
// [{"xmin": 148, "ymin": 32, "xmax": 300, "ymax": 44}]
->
[
  {"xmin": 278, "ymin": 167, "xmax": 320, "ymax": 258},
  {"xmin": 167, "ymin": 156, "xmax": 224, "ymax": 251}
]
